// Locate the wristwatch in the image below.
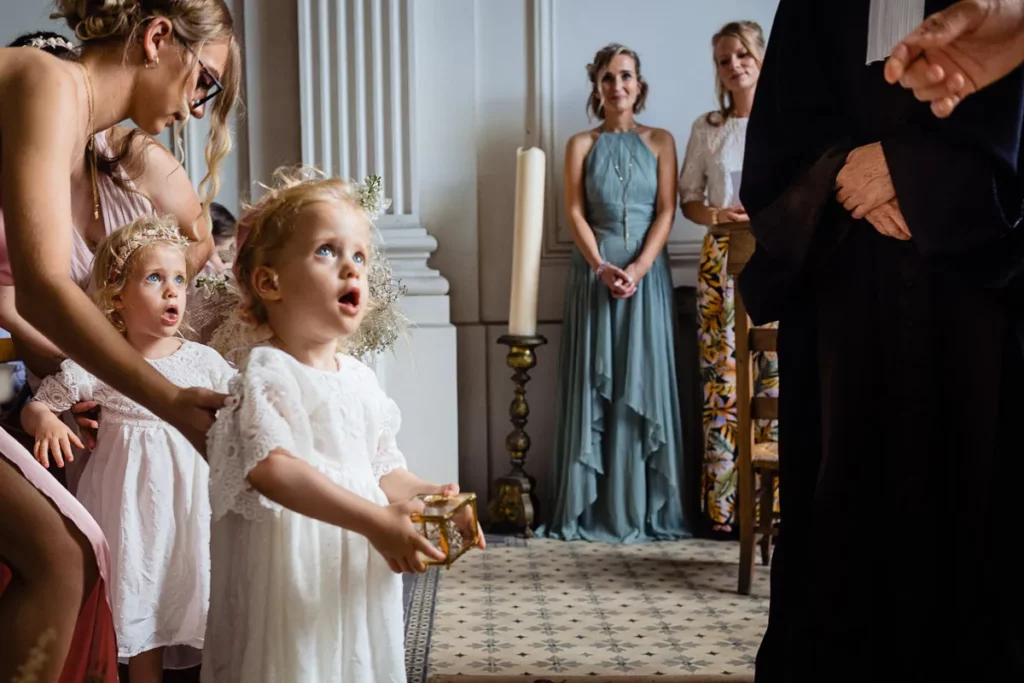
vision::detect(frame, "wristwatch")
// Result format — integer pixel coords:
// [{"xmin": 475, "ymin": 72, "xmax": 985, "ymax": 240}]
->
[{"xmin": 710, "ymin": 208, "xmax": 720, "ymax": 226}]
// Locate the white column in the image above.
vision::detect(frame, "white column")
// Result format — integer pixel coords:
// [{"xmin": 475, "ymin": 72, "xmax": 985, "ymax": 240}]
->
[{"xmin": 297, "ymin": 0, "xmax": 458, "ymax": 485}]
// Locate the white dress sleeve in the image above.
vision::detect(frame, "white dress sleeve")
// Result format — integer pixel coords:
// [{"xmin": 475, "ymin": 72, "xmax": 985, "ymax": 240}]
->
[
  {"xmin": 31, "ymin": 360, "xmax": 95, "ymax": 413},
  {"xmin": 678, "ymin": 117, "xmax": 710, "ymax": 205},
  {"xmin": 202, "ymin": 346, "xmax": 238, "ymax": 393},
  {"xmin": 372, "ymin": 394, "xmax": 408, "ymax": 482},
  {"xmin": 207, "ymin": 350, "xmax": 309, "ymax": 521}
]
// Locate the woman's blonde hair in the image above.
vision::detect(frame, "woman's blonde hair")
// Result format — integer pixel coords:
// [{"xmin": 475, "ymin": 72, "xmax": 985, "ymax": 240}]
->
[
  {"xmin": 707, "ymin": 20, "xmax": 765, "ymax": 126},
  {"xmin": 52, "ymin": 0, "xmax": 242, "ymax": 222},
  {"xmin": 585, "ymin": 43, "xmax": 648, "ymax": 121},
  {"xmin": 90, "ymin": 213, "xmax": 191, "ymax": 332},
  {"xmin": 233, "ymin": 166, "xmax": 371, "ymax": 327}
]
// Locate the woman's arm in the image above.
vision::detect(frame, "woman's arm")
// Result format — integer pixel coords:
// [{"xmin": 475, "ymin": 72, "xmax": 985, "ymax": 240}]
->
[
  {"xmin": 0, "ymin": 66, "xmax": 220, "ymax": 452},
  {"xmin": 681, "ymin": 201, "xmax": 717, "ymax": 227},
  {"xmin": 564, "ymin": 132, "xmax": 631, "ymax": 294},
  {"xmin": 632, "ymin": 129, "xmax": 678, "ymax": 273},
  {"xmin": 133, "ymin": 134, "xmax": 214, "ymax": 274},
  {"xmin": 678, "ymin": 120, "xmax": 716, "ymax": 226},
  {"xmin": 564, "ymin": 133, "xmax": 604, "ymax": 270},
  {"xmin": 0, "ymin": 285, "xmax": 64, "ymax": 377}
]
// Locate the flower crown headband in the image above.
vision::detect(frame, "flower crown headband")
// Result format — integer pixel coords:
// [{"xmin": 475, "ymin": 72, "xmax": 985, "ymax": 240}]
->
[
  {"xmin": 208, "ymin": 173, "xmax": 406, "ymax": 359},
  {"xmin": 232, "ymin": 173, "xmax": 391, "ymax": 259},
  {"xmin": 106, "ymin": 223, "xmax": 191, "ymax": 286},
  {"xmin": 28, "ymin": 36, "xmax": 76, "ymax": 52}
]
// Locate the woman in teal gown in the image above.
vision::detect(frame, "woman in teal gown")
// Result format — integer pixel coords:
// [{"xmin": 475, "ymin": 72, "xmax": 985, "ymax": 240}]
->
[{"xmin": 541, "ymin": 44, "xmax": 690, "ymax": 542}]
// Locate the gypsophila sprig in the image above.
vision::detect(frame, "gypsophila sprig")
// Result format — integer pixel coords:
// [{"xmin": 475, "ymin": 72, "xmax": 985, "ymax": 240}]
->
[
  {"xmin": 194, "ymin": 273, "xmax": 231, "ymax": 297},
  {"xmin": 356, "ymin": 175, "xmax": 391, "ymax": 221}
]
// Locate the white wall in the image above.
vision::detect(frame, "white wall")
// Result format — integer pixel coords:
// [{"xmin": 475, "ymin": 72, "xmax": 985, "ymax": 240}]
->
[{"xmin": 0, "ymin": 2, "xmax": 65, "ymax": 41}]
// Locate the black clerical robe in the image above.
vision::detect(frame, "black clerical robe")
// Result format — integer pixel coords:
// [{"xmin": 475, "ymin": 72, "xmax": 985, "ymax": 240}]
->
[{"xmin": 739, "ymin": 1, "xmax": 1024, "ymax": 680}]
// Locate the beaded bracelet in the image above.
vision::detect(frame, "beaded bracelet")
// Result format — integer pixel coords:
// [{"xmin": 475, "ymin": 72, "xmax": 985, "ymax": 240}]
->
[{"xmin": 595, "ymin": 261, "xmax": 611, "ymax": 279}]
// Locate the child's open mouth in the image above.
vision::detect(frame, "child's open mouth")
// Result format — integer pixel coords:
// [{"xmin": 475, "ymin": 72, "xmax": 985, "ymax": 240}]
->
[
  {"xmin": 161, "ymin": 305, "xmax": 180, "ymax": 326},
  {"xmin": 338, "ymin": 288, "xmax": 361, "ymax": 316}
]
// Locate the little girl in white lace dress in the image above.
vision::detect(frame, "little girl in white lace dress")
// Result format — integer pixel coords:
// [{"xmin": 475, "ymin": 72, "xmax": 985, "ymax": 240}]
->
[
  {"xmin": 201, "ymin": 168, "xmax": 483, "ymax": 683},
  {"xmin": 20, "ymin": 216, "xmax": 234, "ymax": 682}
]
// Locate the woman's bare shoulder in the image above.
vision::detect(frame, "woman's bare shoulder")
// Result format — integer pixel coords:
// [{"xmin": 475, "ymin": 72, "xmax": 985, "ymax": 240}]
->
[
  {"xmin": 637, "ymin": 125, "xmax": 676, "ymax": 158},
  {"xmin": 0, "ymin": 50, "xmax": 78, "ymax": 137},
  {"xmin": 0, "ymin": 49, "xmax": 76, "ymax": 101},
  {"xmin": 566, "ymin": 129, "xmax": 600, "ymax": 156}
]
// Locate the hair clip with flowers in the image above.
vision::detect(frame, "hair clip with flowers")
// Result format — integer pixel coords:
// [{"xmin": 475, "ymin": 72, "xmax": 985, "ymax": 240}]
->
[{"xmin": 28, "ymin": 35, "xmax": 76, "ymax": 52}]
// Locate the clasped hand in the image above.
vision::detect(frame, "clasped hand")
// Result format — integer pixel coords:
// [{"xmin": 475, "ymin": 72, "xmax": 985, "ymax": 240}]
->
[
  {"xmin": 598, "ymin": 262, "xmax": 646, "ymax": 299},
  {"xmin": 835, "ymin": 142, "xmax": 912, "ymax": 241}
]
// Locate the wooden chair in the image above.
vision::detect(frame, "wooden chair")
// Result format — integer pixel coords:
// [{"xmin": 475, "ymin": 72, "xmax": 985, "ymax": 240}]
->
[{"xmin": 709, "ymin": 221, "xmax": 779, "ymax": 596}]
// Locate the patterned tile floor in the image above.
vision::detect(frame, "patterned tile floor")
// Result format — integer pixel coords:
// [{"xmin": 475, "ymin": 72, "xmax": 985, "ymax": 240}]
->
[{"xmin": 420, "ymin": 539, "xmax": 770, "ymax": 680}]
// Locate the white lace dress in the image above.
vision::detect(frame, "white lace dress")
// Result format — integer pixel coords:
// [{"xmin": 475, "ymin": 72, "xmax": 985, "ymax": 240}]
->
[
  {"xmin": 32, "ymin": 341, "xmax": 235, "ymax": 666},
  {"xmin": 202, "ymin": 346, "xmax": 407, "ymax": 683}
]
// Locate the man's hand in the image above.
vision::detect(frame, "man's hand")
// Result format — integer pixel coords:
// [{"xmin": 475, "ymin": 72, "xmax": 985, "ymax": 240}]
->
[
  {"xmin": 864, "ymin": 199, "xmax": 912, "ymax": 241},
  {"xmin": 835, "ymin": 143, "xmax": 896, "ymax": 220},
  {"xmin": 884, "ymin": 0, "xmax": 1024, "ymax": 118}
]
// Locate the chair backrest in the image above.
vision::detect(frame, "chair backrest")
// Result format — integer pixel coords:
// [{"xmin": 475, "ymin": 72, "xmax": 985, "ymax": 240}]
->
[{"xmin": 710, "ymin": 221, "xmax": 755, "ymax": 275}]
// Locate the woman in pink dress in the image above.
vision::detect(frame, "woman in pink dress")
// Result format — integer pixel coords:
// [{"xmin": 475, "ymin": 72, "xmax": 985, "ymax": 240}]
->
[
  {"xmin": 0, "ymin": 2, "xmax": 240, "ymax": 682},
  {"xmin": 2, "ymin": 33, "xmax": 219, "ymax": 385},
  {"xmin": 1, "ymin": 38, "xmax": 218, "ymax": 500}
]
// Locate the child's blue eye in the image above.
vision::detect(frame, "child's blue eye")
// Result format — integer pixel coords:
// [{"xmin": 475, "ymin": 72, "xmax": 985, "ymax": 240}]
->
[
  {"xmin": 174, "ymin": 275, "xmax": 185, "ymax": 285},
  {"xmin": 353, "ymin": 252, "xmax": 365, "ymax": 265},
  {"xmin": 316, "ymin": 245, "xmax": 336, "ymax": 257},
  {"xmin": 147, "ymin": 273, "xmax": 161, "ymax": 283}
]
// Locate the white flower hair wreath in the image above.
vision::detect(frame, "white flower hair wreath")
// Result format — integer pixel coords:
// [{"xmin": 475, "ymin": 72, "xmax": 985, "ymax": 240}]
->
[{"xmin": 195, "ymin": 174, "xmax": 408, "ymax": 362}]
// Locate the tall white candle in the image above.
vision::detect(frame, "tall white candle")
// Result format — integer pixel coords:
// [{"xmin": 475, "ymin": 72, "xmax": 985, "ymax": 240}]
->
[{"xmin": 508, "ymin": 147, "xmax": 546, "ymax": 336}]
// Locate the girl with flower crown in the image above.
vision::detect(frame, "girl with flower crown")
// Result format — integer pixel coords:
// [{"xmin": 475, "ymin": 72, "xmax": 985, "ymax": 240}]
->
[
  {"xmin": 202, "ymin": 167, "xmax": 483, "ymax": 683},
  {"xmin": 20, "ymin": 215, "xmax": 234, "ymax": 683}
]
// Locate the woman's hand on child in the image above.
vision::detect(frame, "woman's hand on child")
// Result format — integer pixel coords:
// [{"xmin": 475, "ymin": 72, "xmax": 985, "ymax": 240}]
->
[
  {"xmin": 435, "ymin": 483, "xmax": 486, "ymax": 550},
  {"xmin": 166, "ymin": 386, "xmax": 228, "ymax": 457},
  {"xmin": 369, "ymin": 499, "xmax": 446, "ymax": 573},
  {"xmin": 33, "ymin": 413, "xmax": 83, "ymax": 469},
  {"xmin": 71, "ymin": 400, "xmax": 100, "ymax": 449}
]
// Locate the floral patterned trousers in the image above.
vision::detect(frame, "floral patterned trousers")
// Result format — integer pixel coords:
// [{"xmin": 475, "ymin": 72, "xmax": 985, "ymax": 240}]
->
[{"xmin": 697, "ymin": 231, "xmax": 779, "ymax": 531}]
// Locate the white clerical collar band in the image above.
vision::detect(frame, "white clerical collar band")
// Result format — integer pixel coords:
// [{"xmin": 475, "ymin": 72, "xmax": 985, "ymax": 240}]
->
[{"xmin": 866, "ymin": 0, "xmax": 926, "ymax": 64}]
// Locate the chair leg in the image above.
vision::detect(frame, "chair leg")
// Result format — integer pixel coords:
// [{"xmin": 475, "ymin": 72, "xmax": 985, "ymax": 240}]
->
[
  {"xmin": 757, "ymin": 470, "xmax": 774, "ymax": 566},
  {"xmin": 735, "ymin": 299, "xmax": 755, "ymax": 596}
]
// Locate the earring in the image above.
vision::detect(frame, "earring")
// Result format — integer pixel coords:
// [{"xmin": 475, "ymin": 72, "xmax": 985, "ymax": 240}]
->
[{"xmin": 145, "ymin": 57, "xmax": 159, "ymax": 69}]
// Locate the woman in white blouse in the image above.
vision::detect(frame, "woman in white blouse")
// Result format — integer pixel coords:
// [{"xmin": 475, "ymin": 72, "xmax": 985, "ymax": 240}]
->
[{"xmin": 678, "ymin": 20, "xmax": 774, "ymax": 536}]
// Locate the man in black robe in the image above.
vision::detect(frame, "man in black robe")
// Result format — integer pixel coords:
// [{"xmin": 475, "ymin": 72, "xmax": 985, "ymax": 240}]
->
[{"xmin": 738, "ymin": 1, "xmax": 1024, "ymax": 680}]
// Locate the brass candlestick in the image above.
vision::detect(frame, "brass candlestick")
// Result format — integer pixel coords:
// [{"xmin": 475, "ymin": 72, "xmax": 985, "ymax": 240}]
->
[{"xmin": 488, "ymin": 334, "xmax": 547, "ymax": 536}]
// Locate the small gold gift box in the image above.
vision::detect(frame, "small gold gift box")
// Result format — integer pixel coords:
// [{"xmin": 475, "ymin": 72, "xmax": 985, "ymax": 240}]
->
[{"xmin": 411, "ymin": 492, "xmax": 479, "ymax": 568}]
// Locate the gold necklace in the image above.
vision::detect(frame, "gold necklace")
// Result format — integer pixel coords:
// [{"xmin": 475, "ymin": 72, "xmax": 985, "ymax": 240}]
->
[{"xmin": 76, "ymin": 62, "xmax": 100, "ymax": 220}]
